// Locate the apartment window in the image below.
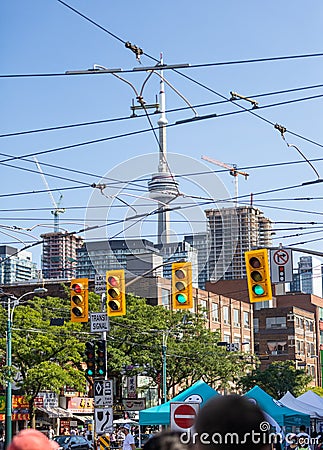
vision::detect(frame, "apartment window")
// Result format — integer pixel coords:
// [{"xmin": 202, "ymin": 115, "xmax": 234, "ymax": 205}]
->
[
  {"xmin": 267, "ymin": 341, "xmax": 287, "ymax": 355},
  {"xmin": 200, "ymin": 300, "xmax": 208, "ymax": 319},
  {"xmin": 233, "ymin": 309, "xmax": 240, "ymax": 327},
  {"xmin": 266, "ymin": 317, "xmax": 286, "ymax": 329},
  {"xmin": 211, "ymin": 303, "xmax": 219, "ymax": 322},
  {"xmin": 243, "ymin": 311, "xmax": 250, "ymax": 328},
  {"xmin": 161, "ymin": 289, "xmax": 170, "ymax": 309},
  {"xmin": 253, "ymin": 318, "xmax": 259, "ymax": 333},
  {"xmin": 223, "ymin": 306, "xmax": 230, "ymax": 324},
  {"xmin": 223, "ymin": 333, "xmax": 231, "ymax": 343}
]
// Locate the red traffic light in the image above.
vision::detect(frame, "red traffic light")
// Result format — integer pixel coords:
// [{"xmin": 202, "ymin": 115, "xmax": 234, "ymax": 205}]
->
[
  {"xmin": 72, "ymin": 283, "xmax": 83, "ymax": 294},
  {"xmin": 108, "ymin": 276, "xmax": 119, "ymax": 287}
]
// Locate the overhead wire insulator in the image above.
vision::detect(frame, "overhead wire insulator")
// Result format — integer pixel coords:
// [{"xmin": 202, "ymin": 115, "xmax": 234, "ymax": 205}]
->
[{"xmin": 125, "ymin": 41, "xmax": 144, "ymax": 61}]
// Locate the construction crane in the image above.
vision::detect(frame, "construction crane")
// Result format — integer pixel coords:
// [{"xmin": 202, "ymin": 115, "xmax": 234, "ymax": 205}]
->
[
  {"xmin": 34, "ymin": 157, "xmax": 65, "ymax": 232},
  {"xmin": 201, "ymin": 155, "xmax": 249, "ymax": 206}
]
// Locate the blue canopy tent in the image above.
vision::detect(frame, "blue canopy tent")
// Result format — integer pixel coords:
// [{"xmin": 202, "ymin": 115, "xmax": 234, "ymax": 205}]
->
[
  {"xmin": 244, "ymin": 386, "xmax": 310, "ymax": 430},
  {"xmin": 139, "ymin": 380, "xmax": 219, "ymax": 425}
]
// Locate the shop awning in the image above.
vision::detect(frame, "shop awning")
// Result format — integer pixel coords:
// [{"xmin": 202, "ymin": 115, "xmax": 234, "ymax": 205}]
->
[
  {"xmin": 72, "ymin": 415, "xmax": 93, "ymax": 423},
  {"xmin": 37, "ymin": 406, "xmax": 73, "ymax": 418}
]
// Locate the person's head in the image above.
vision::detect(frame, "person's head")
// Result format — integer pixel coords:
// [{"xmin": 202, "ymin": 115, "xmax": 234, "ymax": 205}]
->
[
  {"xmin": 143, "ymin": 431, "xmax": 185, "ymax": 450},
  {"xmin": 194, "ymin": 395, "xmax": 270, "ymax": 450},
  {"xmin": 299, "ymin": 425, "xmax": 306, "ymax": 433},
  {"xmin": 8, "ymin": 429, "xmax": 59, "ymax": 450},
  {"xmin": 122, "ymin": 424, "xmax": 131, "ymax": 434}
]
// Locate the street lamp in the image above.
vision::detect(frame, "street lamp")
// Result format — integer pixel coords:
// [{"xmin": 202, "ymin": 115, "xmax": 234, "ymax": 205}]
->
[{"xmin": 3, "ymin": 287, "xmax": 47, "ymax": 449}]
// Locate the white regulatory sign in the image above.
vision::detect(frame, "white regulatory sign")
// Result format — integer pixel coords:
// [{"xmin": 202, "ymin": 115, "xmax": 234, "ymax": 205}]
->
[
  {"xmin": 95, "ymin": 274, "xmax": 106, "ymax": 295},
  {"xmin": 94, "ymin": 380, "xmax": 113, "ymax": 407},
  {"xmin": 95, "ymin": 407, "xmax": 113, "ymax": 435},
  {"xmin": 270, "ymin": 248, "xmax": 293, "ymax": 283},
  {"xmin": 90, "ymin": 313, "xmax": 110, "ymax": 333}
]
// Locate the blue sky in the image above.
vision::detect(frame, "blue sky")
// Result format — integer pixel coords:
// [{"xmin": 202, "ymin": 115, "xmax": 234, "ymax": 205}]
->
[{"xmin": 1, "ymin": 1, "xmax": 323, "ymax": 269}]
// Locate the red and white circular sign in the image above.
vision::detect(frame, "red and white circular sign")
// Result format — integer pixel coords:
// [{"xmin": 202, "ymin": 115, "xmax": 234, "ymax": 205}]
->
[{"xmin": 171, "ymin": 403, "xmax": 199, "ymax": 431}]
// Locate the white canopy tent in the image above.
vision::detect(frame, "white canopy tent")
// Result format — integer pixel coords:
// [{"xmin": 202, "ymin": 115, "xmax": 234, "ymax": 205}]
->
[{"xmin": 280, "ymin": 392, "xmax": 323, "ymax": 419}]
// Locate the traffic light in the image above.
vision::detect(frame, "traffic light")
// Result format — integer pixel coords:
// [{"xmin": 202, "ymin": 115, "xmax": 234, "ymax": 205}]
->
[
  {"xmin": 96, "ymin": 340, "xmax": 106, "ymax": 377},
  {"xmin": 171, "ymin": 262, "xmax": 193, "ymax": 309},
  {"xmin": 106, "ymin": 270, "xmax": 126, "ymax": 317},
  {"xmin": 85, "ymin": 341, "xmax": 95, "ymax": 377},
  {"xmin": 245, "ymin": 249, "xmax": 272, "ymax": 303},
  {"xmin": 70, "ymin": 278, "xmax": 89, "ymax": 322}
]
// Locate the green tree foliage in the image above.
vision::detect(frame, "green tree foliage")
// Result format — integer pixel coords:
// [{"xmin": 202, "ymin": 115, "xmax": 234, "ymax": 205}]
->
[
  {"xmin": 0, "ymin": 289, "xmax": 254, "ymax": 418},
  {"xmin": 304, "ymin": 386, "xmax": 323, "ymax": 397},
  {"xmin": 107, "ymin": 295, "xmax": 255, "ymax": 398},
  {"xmin": 0, "ymin": 294, "xmax": 98, "ymax": 426},
  {"xmin": 239, "ymin": 360, "xmax": 312, "ymax": 398}
]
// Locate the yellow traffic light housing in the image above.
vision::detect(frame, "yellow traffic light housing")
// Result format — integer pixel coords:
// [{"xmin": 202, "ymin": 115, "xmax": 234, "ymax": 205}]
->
[
  {"xmin": 106, "ymin": 269, "xmax": 126, "ymax": 316},
  {"xmin": 70, "ymin": 278, "xmax": 89, "ymax": 322},
  {"xmin": 172, "ymin": 262, "xmax": 193, "ymax": 309},
  {"xmin": 245, "ymin": 249, "xmax": 272, "ymax": 303}
]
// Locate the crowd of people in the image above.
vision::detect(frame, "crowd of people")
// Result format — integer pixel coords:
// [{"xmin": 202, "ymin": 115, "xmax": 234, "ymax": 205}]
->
[{"xmin": 4, "ymin": 395, "xmax": 322, "ymax": 450}]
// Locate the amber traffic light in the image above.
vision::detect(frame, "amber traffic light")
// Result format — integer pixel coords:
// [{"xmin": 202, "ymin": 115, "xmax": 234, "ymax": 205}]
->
[
  {"xmin": 245, "ymin": 249, "xmax": 272, "ymax": 303},
  {"xmin": 106, "ymin": 270, "xmax": 126, "ymax": 316},
  {"xmin": 70, "ymin": 278, "xmax": 88, "ymax": 322},
  {"xmin": 171, "ymin": 262, "xmax": 193, "ymax": 309}
]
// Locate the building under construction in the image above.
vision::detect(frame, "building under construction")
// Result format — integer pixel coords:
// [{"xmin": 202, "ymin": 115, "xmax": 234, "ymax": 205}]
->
[
  {"xmin": 205, "ymin": 206, "xmax": 273, "ymax": 281},
  {"xmin": 41, "ymin": 232, "xmax": 83, "ymax": 279}
]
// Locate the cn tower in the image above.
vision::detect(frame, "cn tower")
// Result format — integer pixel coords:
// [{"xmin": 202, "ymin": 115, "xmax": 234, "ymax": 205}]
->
[{"xmin": 148, "ymin": 59, "xmax": 179, "ymax": 245}]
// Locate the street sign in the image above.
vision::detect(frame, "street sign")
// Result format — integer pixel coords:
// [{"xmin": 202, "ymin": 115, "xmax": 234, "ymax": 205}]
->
[
  {"xmin": 122, "ymin": 398, "xmax": 146, "ymax": 411},
  {"xmin": 170, "ymin": 402, "xmax": 200, "ymax": 432},
  {"xmin": 226, "ymin": 343, "xmax": 239, "ymax": 352},
  {"xmin": 94, "ymin": 380, "xmax": 113, "ymax": 407},
  {"xmin": 95, "ymin": 407, "xmax": 113, "ymax": 435},
  {"xmin": 95, "ymin": 274, "xmax": 106, "ymax": 295},
  {"xmin": 90, "ymin": 313, "xmax": 110, "ymax": 333},
  {"xmin": 270, "ymin": 248, "xmax": 293, "ymax": 283}
]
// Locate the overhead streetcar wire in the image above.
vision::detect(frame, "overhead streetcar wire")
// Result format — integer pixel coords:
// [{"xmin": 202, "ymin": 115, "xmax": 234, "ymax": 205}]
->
[
  {"xmin": 1, "ymin": 93, "xmax": 323, "ymax": 172},
  {"xmin": 2, "ymin": 83, "xmax": 323, "ymax": 139}
]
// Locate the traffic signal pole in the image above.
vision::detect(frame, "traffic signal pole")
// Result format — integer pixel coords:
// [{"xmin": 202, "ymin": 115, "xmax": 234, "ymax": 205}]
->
[{"xmin": 100, "ymin": 293, "xmax": 108, "ymax": 380}]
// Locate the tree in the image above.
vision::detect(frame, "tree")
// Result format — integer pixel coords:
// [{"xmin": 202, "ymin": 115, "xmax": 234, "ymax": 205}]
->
[
  {"xmin": 0, "ymin": 294, "xmax": 92, "ymax": 426},
  {"xmin": 239, "ymin": 360, "xmax": 312, "ymax": 398},
  {"xmin": 106, "ymin": 295, "xmax": 254, "ymax": 398}
]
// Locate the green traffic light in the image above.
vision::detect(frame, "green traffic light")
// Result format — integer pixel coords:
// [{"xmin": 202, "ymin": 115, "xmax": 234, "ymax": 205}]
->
[
  {"xmin": 176, "ymin": 293, "xmax": 187, "ymax": 304},
  {"xmin": 86, "ymin": 369, "xmax": 94, "ymax": 376},
  {"xmin": 253, "ymin": 285, "xmax": 265, "ymax": 295}
]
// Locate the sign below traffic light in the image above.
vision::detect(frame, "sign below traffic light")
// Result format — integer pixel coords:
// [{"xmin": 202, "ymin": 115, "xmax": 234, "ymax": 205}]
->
[
  {"xmin": 245, "ymin": 249, "xmax": 272, "ymax": 303},
  {"xmin": 70, "ymin": 278, "xmax": 88, "ymax": 322},
  {"xmin": 172, "ymin": 262, "xmax": 193, "ymax": 310},
  {"xmin": 106, "ymin": 270, "xmax": 126, "ymax": 317}
]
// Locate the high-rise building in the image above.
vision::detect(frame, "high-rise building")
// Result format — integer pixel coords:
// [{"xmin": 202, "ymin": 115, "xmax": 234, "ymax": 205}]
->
[
  {"xmin": 205, "ymin": 206, "xmax": 273, "ymax": 281},
  {"xmin": 184, "ymin": 232, "xmax": 210, "ymax": 289},
  {"xmin": 155, "ymin": 240, "xmax": 199, "ymax": 287},
  {"xmin": 76, "ymin": 238, "xmax": 199, "ymax": 285},
  {"xmin": 76, "ymin": 239, "xmax": 161, "ymax": 279},
  {"xmin": 0, "ymin": 246, "xmax": 37, "ymax": 284},
  {"xmin": 41, "ymin": 232, "xmax": 83, "ymax": 279},
  {"xmin": 290, "ymin": 256, "xmax": 322, "ymax": 297}
]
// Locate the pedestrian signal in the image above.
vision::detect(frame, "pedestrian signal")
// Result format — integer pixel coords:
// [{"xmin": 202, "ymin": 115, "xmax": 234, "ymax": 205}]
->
[
  {"xmin": 106, "ymin": 270, "xmax": 126, "ymax": 316},
  {"xmin": 70, "ymin": 278, "xmax": 88, "ymax": 322},
  {"xmin": 245, "ymin": 249, "xmax": 272, "ymax": 302},
  {"xmin": 171, "ymin": 262, "xmax": 193, "ymax": 309}
]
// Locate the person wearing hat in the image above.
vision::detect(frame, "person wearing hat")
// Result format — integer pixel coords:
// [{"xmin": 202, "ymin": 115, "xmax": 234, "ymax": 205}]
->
[
  {"xmin": 8, "ymin": 429, "xmax": 59, "ymax": 450},
  {"xmin": 122, "ymin": 424, "xmax": 135, "ymax": 450}
]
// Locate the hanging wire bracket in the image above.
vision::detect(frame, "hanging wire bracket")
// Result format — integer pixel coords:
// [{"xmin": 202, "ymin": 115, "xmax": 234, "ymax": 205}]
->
[{"xmin": 125, "ymin": 41, "xmax": 144, "ymax": 61}]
